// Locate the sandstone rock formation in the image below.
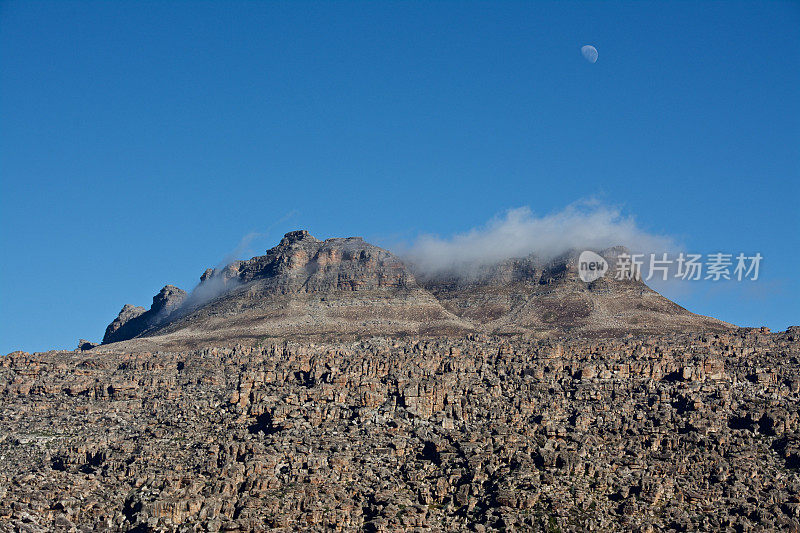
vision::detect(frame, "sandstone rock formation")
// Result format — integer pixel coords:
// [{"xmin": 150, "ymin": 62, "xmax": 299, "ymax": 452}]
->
[
  {"xmin": 1, "ymin": 231, "xmax": 793, "ymax": 531},
  {"xmin": 1, "ymin": 329, "xmax": 799, "ymax": 531},
  {"xmin": 103, "ymin": 303, "xmax": 147, "ymax": 343}
]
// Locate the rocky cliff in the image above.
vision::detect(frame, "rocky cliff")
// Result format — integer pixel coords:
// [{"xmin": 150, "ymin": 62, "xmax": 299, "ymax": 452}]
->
[{"xmin": 102, "ymin": 285, "xmax": 186, "ymax": 344}]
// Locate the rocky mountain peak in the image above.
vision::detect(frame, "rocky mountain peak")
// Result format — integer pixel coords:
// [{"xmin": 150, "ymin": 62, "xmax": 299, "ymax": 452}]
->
[
  {"xmin": 102, "ymin": 304, "xmax": 147, "ymax": 344},
  {"xmin": 414, "ymin": 246, "xmax": 637, "ymax": 288},
  {"xmin": 278, "ymin": 229, "xmax": 319, "ymax": 247},
  {"xmin": 99, "ymin": 234, "xmax": 729, "ymax": 348},
  {"xmin": 102, "ymin": 285, "xmax": 186, "ymax": 344},
  {"xmin": 193, "ymin": 231, "xmax": 414, "ymax": 292},
  {"xmin": 151, "ymin": 285, "xmax": 186, "ymax": 314}
]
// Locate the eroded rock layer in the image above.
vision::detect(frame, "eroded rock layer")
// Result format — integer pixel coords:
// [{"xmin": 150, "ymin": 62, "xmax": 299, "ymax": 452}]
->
[{"xmin": 2, "ymin": 328, "xmax": 799, "ymax": 531}]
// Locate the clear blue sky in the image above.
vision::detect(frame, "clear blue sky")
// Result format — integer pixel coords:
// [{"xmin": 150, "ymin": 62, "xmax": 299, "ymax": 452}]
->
[{"xmin": 1, "ymin": 1, "xmax": 798, "ymax": 353}]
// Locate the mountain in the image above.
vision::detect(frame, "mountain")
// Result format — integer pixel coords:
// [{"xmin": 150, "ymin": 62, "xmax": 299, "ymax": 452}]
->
[
  {"xmin": 419, "ymin": 247, "xmax": 729, "ymax": 336},
  {"xmin": 103, "ymin": 230, "xmax": 470, "ymax": 350},
  {"xmin": 100, "ymin": 231, "xmax": 730, "ymax": 350}
]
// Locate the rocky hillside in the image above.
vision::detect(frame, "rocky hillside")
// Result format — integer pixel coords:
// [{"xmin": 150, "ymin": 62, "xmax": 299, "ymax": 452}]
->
[
  {"xmin": 420, "ymin": 247, "xmax": 728, "ymax": 337},
  {"xmin": 100, "ymin": 231, "xmax": 729, "ymax": 351},
  {"xmin": 1, "ymin": 328, "xmax": 799, "ymax": 531}
]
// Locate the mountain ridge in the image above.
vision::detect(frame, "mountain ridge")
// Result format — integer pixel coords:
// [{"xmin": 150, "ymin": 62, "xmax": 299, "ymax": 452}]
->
[{"xmin": 99, "ymin": 230, "xmax": 730, "ymax": 350}]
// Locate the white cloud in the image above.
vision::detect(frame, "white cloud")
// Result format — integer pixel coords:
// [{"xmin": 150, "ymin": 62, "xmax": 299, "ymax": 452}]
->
[{"xmin": 398, "ymin": 201, "xmax": 679, "ymax": 276}]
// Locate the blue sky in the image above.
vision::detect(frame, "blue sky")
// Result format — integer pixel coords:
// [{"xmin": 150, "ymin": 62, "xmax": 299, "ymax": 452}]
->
[{"xmin": 1, "ymin": 1, "xmax": 798, "ymax": 353}]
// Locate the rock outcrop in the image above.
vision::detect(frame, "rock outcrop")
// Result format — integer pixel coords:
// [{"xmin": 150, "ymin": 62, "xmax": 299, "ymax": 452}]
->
[
  {"xmin": 102, "ymin": 285, "xmax": 186, "ymax": 344},
  {"xmin": 193, "ymin": 230, "xmax": 417, "ymax": 293},
  {"xmin": 2, "ymin": 329, "xmax": 799, "ymax": 531},
  {"xmin": 102, "ymin": 304, "xmax": 147, "ymax": 344}
]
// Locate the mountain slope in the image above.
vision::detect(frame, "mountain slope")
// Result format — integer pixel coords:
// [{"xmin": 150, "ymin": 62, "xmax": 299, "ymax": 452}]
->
[
  {"xmin": 417, "ymin": 247, "xmax": 730, "ymax": 336},
  {"xmin": 100, "ymin": 232, "xmax": 731, "ymax": 350},
  {"xmin": 104, "ymin": 231, "xmax": 471, "ymax": 350}
]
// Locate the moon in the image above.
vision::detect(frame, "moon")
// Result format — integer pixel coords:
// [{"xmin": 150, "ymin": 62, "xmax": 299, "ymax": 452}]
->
[{"xmin": 581, "ymin": 45, "xmax": 598, "ymax": 64}]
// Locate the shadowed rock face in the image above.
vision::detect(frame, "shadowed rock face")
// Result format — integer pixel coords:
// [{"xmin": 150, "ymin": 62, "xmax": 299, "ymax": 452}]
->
[
  {"xmin": 100, "ymin": 231, "xmax": 730, "ymax": 349},
  {"xmin": 102, "ymin": 304, "xmax": 146, "ymax": 344},
  {"xmin": 102, "ymin": 285, "xmax": 186, "ymax": 344}
]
